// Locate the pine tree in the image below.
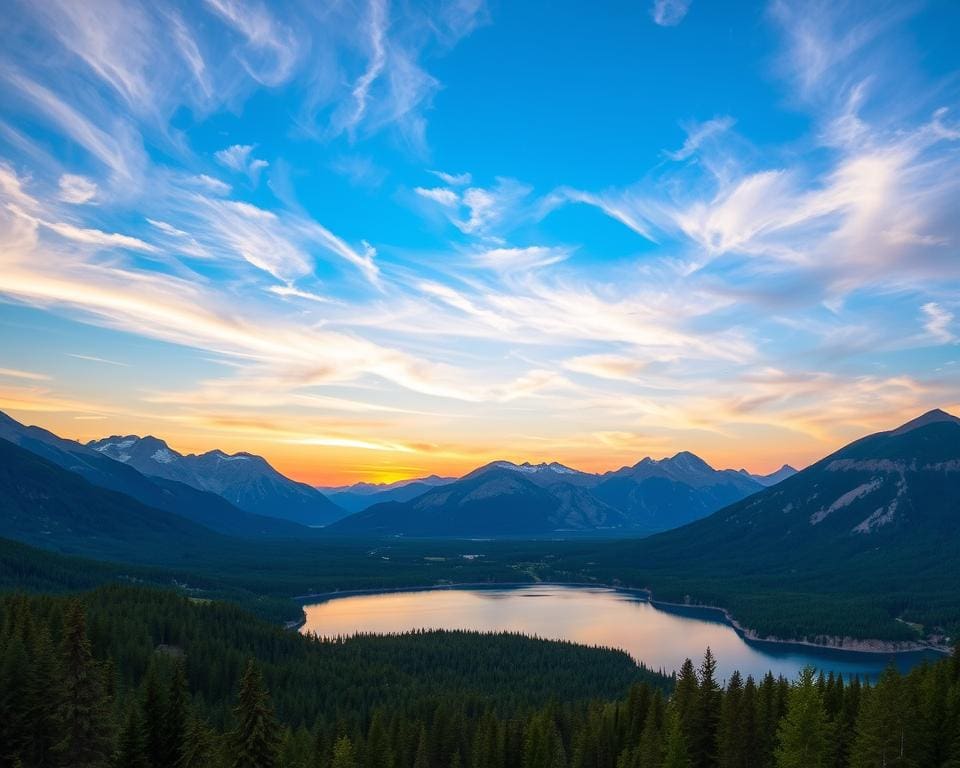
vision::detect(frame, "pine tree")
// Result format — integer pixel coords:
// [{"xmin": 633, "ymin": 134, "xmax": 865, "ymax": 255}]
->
[
  {"xmin": 142, "ymin": 663, "xmax": 168, "ymax": 768},
  {"xmin": 24, "ymin": 623, "xmax": 63, "ymax": 768},
  {"xmin": 178, "ymin": 716, "xmax": 218, "ymax": 768},
  {"xmin": 331, "ymin": 735, "xmax": 359, "ymax": 768},
  {"xmin": 636, "ymin": 691, "xmax": 665, "ymax": 768},
  {"xmin": 850, "ymin": 665, "xmax": 916, "ymax": 768},
  {"xmin": 117, "ymin": 703, "xmax": 151, "ymax": 768},
  {"xmin": 55, "ymin": 600, "xmax": 114, "ymax": 768},
  {"xmin": 523, "ymin": 712, "xmax": 567, "ymax": 768},
  {"xmin": 413, "ymin": 725, "xmax": 430, "ymax": 768},
  {"xmin": 689, "ymin": 648, "xmax": 721, "ymax": 768},
  {"xmin": 163, "ymin": 660, "xmax": 189, "ymax": 768},
  {"xmin": 0, "ymin": 632, "xmax": 31, "ymax": 766},
  {"xmin": 674, "ymin": 659, "xmax": 699, "ymax": 736},
  {"xmin": 366, "ymin": 710, "xmax": 395, "ymax": 768},
  {"xmin": 663, "ymin": 708, "xmax": 692, "ymax": 768},
  {"xmin": 471, "ymin": 709, "xmax": 502, "ymax": 768},
  {"xmin": 775, "ymin": 667, "xmax": 830, "ymax": 768},
  {"xmin": 229, "ymin": 660, "xmax": 281, "ymax": 768},
  {"xmin": 717, "ymin": 671, "xmax": 743, "ymax": 768}
]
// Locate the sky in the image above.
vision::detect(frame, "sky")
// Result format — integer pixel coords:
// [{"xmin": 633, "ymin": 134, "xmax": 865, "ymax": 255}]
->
[{"xmin": 1, "ymin": 0, "xmax": 959, "ymax": 485}]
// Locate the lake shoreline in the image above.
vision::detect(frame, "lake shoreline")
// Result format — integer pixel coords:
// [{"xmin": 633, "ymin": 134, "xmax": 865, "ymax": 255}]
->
[{"xmin": 292, "ymin": 580, "xmax": 951, "ymax": 656}]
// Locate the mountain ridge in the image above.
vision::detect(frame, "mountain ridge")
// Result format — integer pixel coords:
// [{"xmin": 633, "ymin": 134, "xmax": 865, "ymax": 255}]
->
[{"xmin": 88, "ymin": 433, "xmax": 344, "ymax": 526}]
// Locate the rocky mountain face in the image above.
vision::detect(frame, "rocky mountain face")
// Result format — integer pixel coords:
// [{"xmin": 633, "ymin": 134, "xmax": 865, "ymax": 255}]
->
[
  {"xmin": 328, "ymin": 453, "xmax": 765, "ymax": 537},
  {"xmin": 636, "ymin": 409, "xmax": 960, "ymax": 558},
  {"xmin": 88, "ymin": 435, "xmax": 344, "ymax": 526},
  {"xmin": 0, "ymin": 412, "xmax": 310, "ymax": 537}
]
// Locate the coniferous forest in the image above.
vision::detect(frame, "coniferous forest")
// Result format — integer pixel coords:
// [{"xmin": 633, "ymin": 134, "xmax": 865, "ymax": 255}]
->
[{"xmin": 1, "ymin": 585, "xmax": 958, "ymax": 768}]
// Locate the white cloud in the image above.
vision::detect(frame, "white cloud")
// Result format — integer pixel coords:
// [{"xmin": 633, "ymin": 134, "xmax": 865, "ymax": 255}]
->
[
  {"xmin": 415, "ymin": 186, "xmax": 459, "ymax": 207},
  {"xmin": 58, "ymin": 174, "xmax": 98, "ymax": 204},
  {"xmin": 564, "ymin": 354, "xmax": 647, "ymax": 381},
  {"xmin": 347, "ymin": 0, "xmax": 387, "ymax": 131},
  {"xmin": 651, "ymin": 0, "xmax": 691, "ymax": 27},
  {"xmin": 430, "ymin": 169, "xmax": 472, "ymax": 186},
  {"xmin": 203, "ymin": 0, "xmax": 301, "ymax": 86},
  {"xmin": 472, "ymin": 246, "xmax": 569, "ymax": 273},
  {"xmin": 922, "ymin": 303, "xmax": 955, "ymax": 344},
  {"xmin": 666, "ymin": 116, "xmax": 735, "ymax": 161},
  {"xmin": 3, "ymin": 72, "xmax": 141, "ymax": 179},
  {"xmin": 215, "ymin": 144, "xmax": 269, "ymax": 181},
  {"xmin": 0, "ymin": 367, "xmax": 50, "ymax": 381},
  {"xmin": 268, "ymin": 285, "xmax": 333, "ymax": 303}
]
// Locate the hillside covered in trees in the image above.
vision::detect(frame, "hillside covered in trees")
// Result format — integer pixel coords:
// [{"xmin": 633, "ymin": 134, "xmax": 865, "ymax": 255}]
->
[{"xmin": 1, "ymin": 585, "xmax": 959, "ymax": 768}]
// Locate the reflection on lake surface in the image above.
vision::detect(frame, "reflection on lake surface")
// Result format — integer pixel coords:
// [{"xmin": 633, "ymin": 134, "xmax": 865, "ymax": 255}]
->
[{"xmin": 301, "ymin": 585, "xmax": 944, "ymax": 682}]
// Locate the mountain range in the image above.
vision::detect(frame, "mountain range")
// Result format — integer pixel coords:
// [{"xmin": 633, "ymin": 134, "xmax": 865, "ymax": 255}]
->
[
  {"xmin": 595, "ymin": 408, "xmax": 960, "ymax": 634},
  {"xmin": 651, "ymin": 408, "xmax": 960, "ymax": 552},
  {"xmin": 321, "ymin": 475, "xmax": 456, "ymax": 513},
  {"xmin": 87, "ymin": 434, "xmax": 343, "ymax": 526},
  {"xmin": 0, "ymin": 412, "xmax": 314, "ymax": 538},
  {"xmin": 328, "ymin": 452, "xmax": 775, "ymax": 537}
]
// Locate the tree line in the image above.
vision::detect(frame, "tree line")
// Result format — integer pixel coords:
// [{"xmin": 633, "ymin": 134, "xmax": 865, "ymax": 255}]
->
[{"xmin": 1, "ymin": 585, "xmax": 959, "ymax": 767}]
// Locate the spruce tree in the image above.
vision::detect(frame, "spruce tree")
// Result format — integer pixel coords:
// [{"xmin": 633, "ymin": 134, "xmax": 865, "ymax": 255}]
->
[
  {"xmin": 55, "ymin": 600, "xmax": 114, "ymax": 768},
  {"xmin": 24, "ymin": 624, "xmax": 63, "ymax": 768},
  {"xmin": 636, "ymin": 691, "xmax": 665, "ymax": 768},
  {"xmin": 663, "ymin": 707, "xmax": 692, "ymax": 768},
  {"xmin": 412, "ymin": 726, "xmax": 430, "ymax": 768},
  {"xmin": 689, "ymin": 648, "xmax": 721, "ymax": 768},
  {"xmin": 116, "ymin": 703, "xmax": 151, "ymax": 768},
  {"xmin": 331, "ymin": 735, "xmax": 359, "ymax": 768},
  {"xmin": 229, "ymin": 660, "xmax": 281, "ymax": 768},
  {"xmin": 717, "ymin": 671, "xmax": 743, "ymax": 768},
  {"xmin": 142, "ymin": 663, "xmax": 168, "ymax": 768},
  {"xmin": 775, "ymin": 667, "xmax": 830, "ymax": 768},
  {"xmin": 850, "ymin": 665, "xmax": 916, "ymax": 768},
  {"xmin": 178, "ymin": 716, "xmax": 218, "ymax": 768},
  {"xmin": 523, "ymin": 712, "xmax": 567, "ymax": 768},
  {"xmin": 365, "ymin": 710, "xmax": 395, "ymax": 768},
  {"xmin": 163, "ymin": 660, "xmax": 189, "ymax": 768},
  {"xmin": 0, "ymin": 633, "xmax": 31, "ymax": 766}
]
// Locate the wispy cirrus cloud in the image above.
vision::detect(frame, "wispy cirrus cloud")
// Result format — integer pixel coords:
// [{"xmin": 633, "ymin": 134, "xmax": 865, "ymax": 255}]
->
[
  {"xmin": 651, "ymin": 0, "xmax": 691, "ymax": 27},
  {"xmin": 666, "ymin": 116, "xmax": 736, "ymax": 161},
  {"xmin": 922, "ymin": 302, "xmax": 955, "ymax": 344},
  {"xmin": 58, "ymin": 174, "xmax": 98, "ymax": 204},
  {"xmin": 215, "ymin": 144, "xmax": 269, "ymax": 181}
]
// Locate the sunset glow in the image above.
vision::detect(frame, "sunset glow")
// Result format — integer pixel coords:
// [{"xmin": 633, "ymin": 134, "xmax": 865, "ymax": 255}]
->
[{"xmin": 1, "ymin": 1, "xmax": 959, "ymax": 484}]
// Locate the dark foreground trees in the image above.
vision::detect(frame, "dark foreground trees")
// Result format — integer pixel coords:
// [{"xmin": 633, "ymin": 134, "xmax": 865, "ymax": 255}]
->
[{"xmin": 0, "ymin": 586, "xmax": 958, "ymax": 768}]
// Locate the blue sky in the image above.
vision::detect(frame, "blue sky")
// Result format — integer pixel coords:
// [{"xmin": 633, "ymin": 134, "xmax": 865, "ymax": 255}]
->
[{"xmin": 0, "ymin": 0, "xmax": 958, "ymax": 483}]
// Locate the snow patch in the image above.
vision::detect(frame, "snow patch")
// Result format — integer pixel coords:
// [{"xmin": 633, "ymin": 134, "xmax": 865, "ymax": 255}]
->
[
  {"xmin": 494, "ymin": 461, "xmax": 576, "ymax": 475},
  {"xmin": 853, "ymin": 500, "xmax": 899, "ymax": 533},
  {"xmin": 810, "ymin": 478, "xmax": 882, "ymax": 525},
  {"xmin": 151, "ymin": 448, "xmax": 176, "ymax": 464}
]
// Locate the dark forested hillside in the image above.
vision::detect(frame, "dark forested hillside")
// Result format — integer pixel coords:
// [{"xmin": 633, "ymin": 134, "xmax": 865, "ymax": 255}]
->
[
  {"xmin": 0, "ymin": 413, "xmax": 319, "ymax": 538},
  {"xmin": 554, "ymin": 413, "xmax": 960, "ymax": 644},
  {"xmin": 1, "ymin": 585, "xmax": 958, "ymax": 768}
]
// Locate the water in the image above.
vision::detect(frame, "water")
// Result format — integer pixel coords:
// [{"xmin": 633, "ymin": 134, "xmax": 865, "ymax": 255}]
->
[{"xmin": 300, "ymin": 584, "xmax": 945, "ymax": 682}]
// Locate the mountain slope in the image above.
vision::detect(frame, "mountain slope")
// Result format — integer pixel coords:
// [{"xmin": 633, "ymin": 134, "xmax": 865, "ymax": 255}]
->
[
  {"xmin": 738, "ymin": 464, "xmax": 798, "ymax": 486},
  {"xmin": 0, "ymin": 413, "xmax": 312, "ymax": 538},
  {"xmin": 644, "ymin": 411, "xmax": 960, "ymax": 555},
  {"xmin": 328, "ymin": 467, "xmax": 629, "ymax": 536},
  {"xmin": 327, "ymin": 453, "xmax": 761, "ymax": 537},
  {"xmin": 0, "ymin": 437, "xmax": 228, "ymax": 561},
  {"xmin": 566, "ymin": 410, "xmax": 960, "ymax": 642},
  {"xmin": 323, "ymin": 475, "xmax": 455, "ymax": 513},
  {"xmin": 328, "ymin": 453, "xmax": 766, "ymax": 537},
  {"xmin": 88, "ymin": 434, "xmax": 344, "ymax": 526},
  {"xmin": 591, "ymin": 452, "xmax": 763, "ymax": 531}
]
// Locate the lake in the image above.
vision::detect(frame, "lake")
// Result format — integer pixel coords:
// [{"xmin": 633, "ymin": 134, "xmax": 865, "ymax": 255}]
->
[{"xmin": 300, "ymin": 584, "xmax": 944, "ymax": 682}]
